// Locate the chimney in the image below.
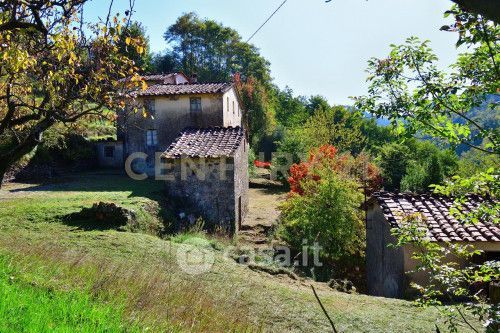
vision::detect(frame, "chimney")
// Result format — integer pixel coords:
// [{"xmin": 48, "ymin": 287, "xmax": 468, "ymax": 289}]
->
[{"xmin": 190, "ymin": 73, "xmax": 198, "ymax": 84}]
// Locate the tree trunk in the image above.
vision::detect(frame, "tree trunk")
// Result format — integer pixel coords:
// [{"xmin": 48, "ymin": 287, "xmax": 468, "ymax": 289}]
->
[
  {"xmin": 0, "ymin": 162, "xmax": 7, "ymax": 189},
  {"xmin": 0, "ymin": 119, "xmax": 53, "ymax": 189}
]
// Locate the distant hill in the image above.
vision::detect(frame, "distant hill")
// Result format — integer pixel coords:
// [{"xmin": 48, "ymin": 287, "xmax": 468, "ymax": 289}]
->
[
  {"xmin": 363, "ymin": 112, "xmax": 391, "ymax": 127},
  {"xmin": 455, "ymin": 94, "xmax": 499, "ymax": 155},
  {"xmin": 354, "ymin": 94, "xmax": 499, "ymax": 154},
  {"xmin": 342, "ymin": 105, "xmax": 391, "ymax": 127}
]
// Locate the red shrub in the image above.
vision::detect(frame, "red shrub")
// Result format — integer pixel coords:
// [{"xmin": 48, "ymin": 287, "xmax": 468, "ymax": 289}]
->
[
  {"xmin": 254, "ymin": 160, "xmax": 272, "ymax": 169},
  {"xmin": 288, "ymin": 145, "xmax": 382, "ymax": 195}
]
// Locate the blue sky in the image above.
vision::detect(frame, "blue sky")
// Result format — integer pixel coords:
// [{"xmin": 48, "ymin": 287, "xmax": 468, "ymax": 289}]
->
[{"xmin": 85, "ymin": 0, "xmax": 459, "ymax": 105}]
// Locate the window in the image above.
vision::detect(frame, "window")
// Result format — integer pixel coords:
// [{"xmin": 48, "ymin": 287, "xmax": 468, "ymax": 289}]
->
[
  {"xmin": 232, "ymin": 101, "xmax": 235, "ymax": 115},
  {"xmin": 146, "ymin": 129, "xmax": 158, "ymax": 146},
  {"xmin": 190, "ymin": 97, "xmax": 202, "ymax": 113},
  {"xmin": 144, "ymin": 99, "xmax": 155, "ymax": 116},
  {"xmin": 227, "ymin": 97, "xmax": 229, "ymax": 113},
  {"xmin": 104, "ymin": 146, "xmax": 114, "ymax": 158}
]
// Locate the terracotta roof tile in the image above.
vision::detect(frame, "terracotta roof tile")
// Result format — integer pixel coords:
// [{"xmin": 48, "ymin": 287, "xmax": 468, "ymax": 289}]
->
[
  {"xmin": 373, "ymin": 192, "xmax": 499, "ymax": 243},
  {"xmin": 135, "ymin": 83, "xmax": 233, "ymax": 97},
  {"xmin": 162, "ymin": 127, "xmax": 244, "ymax": 159}
]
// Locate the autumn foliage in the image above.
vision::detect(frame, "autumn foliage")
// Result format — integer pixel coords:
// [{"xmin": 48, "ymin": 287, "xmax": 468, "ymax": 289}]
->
[
  {"xmin": 288, "ymin": 145, "xmax": 382, "ymax": 196},
  {"xmin": 254, "ymin": 160, "xmax": 272, "ymax": 169}
]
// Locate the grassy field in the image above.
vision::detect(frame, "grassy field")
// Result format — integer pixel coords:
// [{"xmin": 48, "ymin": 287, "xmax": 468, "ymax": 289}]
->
[
  {"xmin": 0, "ymin": 256, "xmax": 142, "ymax": 333},
  {"xmin": 0, "ymin": 172, "xmax": 479, "ymax": 332}
]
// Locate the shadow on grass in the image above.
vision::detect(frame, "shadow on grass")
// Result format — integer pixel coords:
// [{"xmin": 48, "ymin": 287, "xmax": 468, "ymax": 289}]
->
[
  {"xmin": 249, "ymin": 179, "xmax": 287, "ymax": 195},
  {"xmin": 61, "ymin": 215, "xmax": 126, "ymax": 232},
  {"xmin": 9, "ymin": 171, "xmax": 173, "ymax": 233}
]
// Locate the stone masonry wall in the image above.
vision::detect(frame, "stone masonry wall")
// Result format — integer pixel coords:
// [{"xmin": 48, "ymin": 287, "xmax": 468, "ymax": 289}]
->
[
  {"xmin": 164, "ymin": 157, "xmax": 237, "ymax": 233},
  {"xmin": 232, "ymin": 137, "xmax": 249, "ymax": 231}
]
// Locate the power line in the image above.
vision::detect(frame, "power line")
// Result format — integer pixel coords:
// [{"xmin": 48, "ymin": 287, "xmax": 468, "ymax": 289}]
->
[{"xmin": 246, "ymin": 0, "xmax": 288, "ymax": 43}]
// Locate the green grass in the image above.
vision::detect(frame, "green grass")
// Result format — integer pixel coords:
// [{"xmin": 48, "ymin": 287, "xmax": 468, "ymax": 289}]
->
[
  {"xmin": 0, "ymin": 172, "xmax": 481, "ymax": 332},
  {"xmin": 0, "ymin": 257, "xmax": 141, "ymax": 333}
]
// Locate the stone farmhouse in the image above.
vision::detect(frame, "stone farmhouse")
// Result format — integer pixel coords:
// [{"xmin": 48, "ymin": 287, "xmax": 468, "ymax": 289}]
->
[
  {"xmin": 366, "ymin": 192, "xmax": 500, "ymax": 298},
  {"xmin": 99, "ymin": 73, "xmax": 248, "ymax": 233}
]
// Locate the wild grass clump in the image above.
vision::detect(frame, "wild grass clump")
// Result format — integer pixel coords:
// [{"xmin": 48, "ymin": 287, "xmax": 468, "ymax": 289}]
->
[
  {"xmin": 169, "ymin": 219, "xmax": 233, "ymax": 251},
  {"xmin": 0, "ymin": 238, "xmax": 253, "ymax": 333},
  {"xmin": 0, "ymin": 256, "xmax": 142, "ymax": 332}
]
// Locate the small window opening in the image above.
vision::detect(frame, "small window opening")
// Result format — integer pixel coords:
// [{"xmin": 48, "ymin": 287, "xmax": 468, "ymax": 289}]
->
[{"xmin": 146, "ymin": 129, "xmax": 158, "ymax": 146}]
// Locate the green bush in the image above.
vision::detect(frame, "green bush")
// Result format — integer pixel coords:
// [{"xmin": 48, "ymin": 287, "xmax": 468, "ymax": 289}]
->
[
  {"xmin": 401, "ymin": 161, "xmax": 428, "ymax": 192},
  {"xmin": 279, "ymin": 170, "xmax": 364, "ymax": 262},
  {"xmin": 248, "ymin": 147, "xmax": 257, "ymax": 177},
  {"xmin": 376, "ymin": 142, "xmax": 411, "ymax": 191},
  {"xmin": 377, "ymin": 140, "xmax": 458, "ymax": 192}
]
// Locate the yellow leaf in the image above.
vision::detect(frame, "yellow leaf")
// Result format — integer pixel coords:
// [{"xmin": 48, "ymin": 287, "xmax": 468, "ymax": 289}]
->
[
  {"xmin": 141, "ymin": 81, "xmax": 148, "ymax": 91},
  {"xmin": 125, "ymin": 37, "xmax": 131, "ymax": 45}
]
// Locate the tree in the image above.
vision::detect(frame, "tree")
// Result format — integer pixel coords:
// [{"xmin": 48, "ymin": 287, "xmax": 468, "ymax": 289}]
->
[
  {"xmin": 426, "ymin": 154, "xmax": 444, "ymax": 186},
  {"xmin": 162, "ymin": 12, "xmax": 273, "ymax": 85},
  {"xmin": 400, "ymin": 162, "xmax": 428, "ymax": 193},
  {"xmin": 451, "ymin": 0, "xmax": 500, "ymax": 24},
  {"xmin": 355, "ymin": 6, "xmax": 499, "ymax": 155},
  {"xmin": 376, "ymin": 143, "xmax": 411, "ymax": 191},
  {"xmin": 118, "ymin": 22, "xmax": 153, "ymax": 73},
  {"xmin": 400, "ymin": 154, "xmax": 445, "ymax": 193},
  {"xmin": 377, "ymin": 139, "xmax": 458, "ymax": 192},
  {"xmin": 0, "ymin": 1, "xmax": 145, "ymax": 186},
  {"xmin": 151, "ymin": 52, "xmax": 178, "ymax": 74},
  {"xmin": 236, "ymin": 76, "xmax": 277, "ymax": 144},
  {"xmin": 275, "ymin": 87, "xmax": 309, "ymax": 128},
  {"xmin": 302, "ymin": 106, "xmax": 364, "ymax": 153},
  {"xmin": 357, "ymin": 5, "xmax": 499, "ymax": 329},
  {"xmin": 458, "ymin": 147, "xmax": 500, "ymax": 177},
  {"xmin": 160, "ymin": 13, "xmax": 277, "ymax": 144},
  {"xmin": 327, "ymin": 0, "xmax": 500, "ymax": 24},
  {"xmin": 280, "ymin": 145, "xmax": 378, "ymax": 264},
  {"xmin": 359, "ymin": 118, "xmax": 399, "ymax": 154}
]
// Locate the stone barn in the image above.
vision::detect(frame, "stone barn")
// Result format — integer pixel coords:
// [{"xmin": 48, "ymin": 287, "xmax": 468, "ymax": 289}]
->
[
  {"xmin": 366, "ymin": 192, "xmax": 500, "ymax": 298},
  {"xmin": 161, "ymin": 126, "xmax": 248, "ymax": 234}
]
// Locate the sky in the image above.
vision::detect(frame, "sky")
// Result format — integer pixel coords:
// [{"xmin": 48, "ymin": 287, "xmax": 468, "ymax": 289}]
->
[{"xmin": 84, "ymin": 0, "xmax": 459, "ymax": 105}]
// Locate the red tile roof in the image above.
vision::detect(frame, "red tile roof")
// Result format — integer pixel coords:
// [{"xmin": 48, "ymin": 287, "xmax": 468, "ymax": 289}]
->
[
  {"xmin": 372, "ymin": 192, "xmax": 500, "ymax": 242},
  {"xmin": 135, "ymin": 83, "xmax": 233, "ymax": 97},
  {"xmin": 162, "ymin": 127, "xmax": 244, "ymax": 159}
]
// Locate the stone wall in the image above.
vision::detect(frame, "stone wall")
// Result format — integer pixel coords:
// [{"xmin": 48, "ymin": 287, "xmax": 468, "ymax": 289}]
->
[
  {"xmin": 163, "ymin": 140, "xmax": 248, "ymax": 234},
  {"xmin": 96, "ymin": 142, "xmax": 124, "ymax": 168},
  {"xmin": 232, "ymin": 137, "xmax": 249, "ymax": 231},
  {"xmin": 164, "ymin": 157, "xmax": 236, "ymax": 233}
]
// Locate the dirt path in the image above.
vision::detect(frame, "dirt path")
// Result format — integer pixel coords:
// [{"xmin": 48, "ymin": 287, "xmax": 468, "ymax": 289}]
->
[
  {"xmin": 245, "ymin": 187, "xmax": 286, "ymax": 228},
  {"xmin": 239, "ymin": 172, "xmax": 287, "ymax": 247}
]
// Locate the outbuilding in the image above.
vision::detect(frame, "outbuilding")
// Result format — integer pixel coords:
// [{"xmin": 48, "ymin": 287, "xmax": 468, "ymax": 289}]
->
[
  {"xmin": 161, "ymin": 126, "xmax": 248, "ymax": 234},
  {"xmin": 366, "ymin": 191, "xmax": 500, "ymax": 298}
]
